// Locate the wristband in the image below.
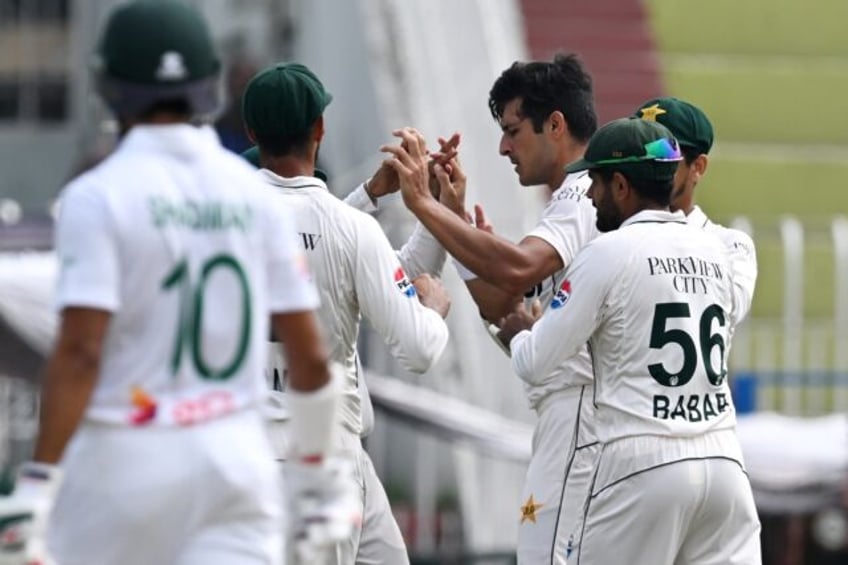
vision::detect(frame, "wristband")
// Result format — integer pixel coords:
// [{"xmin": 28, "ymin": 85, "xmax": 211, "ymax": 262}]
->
[{"xmin": 287, "ymin": 363, "xmax": 342, "ymax": 460}]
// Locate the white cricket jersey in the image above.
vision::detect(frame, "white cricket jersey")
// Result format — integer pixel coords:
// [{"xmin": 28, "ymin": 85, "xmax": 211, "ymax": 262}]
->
[
  {"xmin": 342, "ymin": 182, "xmax": 447, "ymax": 439},
  {"xmin": 519, "ymin": 171, "xmax": 599, "ymax": 409},
  {"xmin": 54, "ymin": 124, "xmax": 318, "ymax": 427},
  {"xmin": 259, "ymin": 171, "xmax": 449, "ymax": 435},
  {"xmin": 687, "ymin": 205, "xmax": 757, "ymax": 322},
  {"xmin": 344, "ymin": 182, "xmax": 447, "ymax": 280},
  {"xmin": 512, "ymin": 209, "xmax": 740, "ymax": 443}
]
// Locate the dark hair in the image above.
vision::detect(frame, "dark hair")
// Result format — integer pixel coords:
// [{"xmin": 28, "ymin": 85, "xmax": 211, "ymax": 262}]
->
[
  {"xmin": 681, "ymin": 146, "xmax": 701, "ymax": 166},
  {"xmin": 597, "ymin": 167, "xmax": 673, "ymax": 206},
  {"xmin": 488, "ymin": 53, "xmax": 597, "ymax": 142},
  {"xmin": 253, "ymin": 126, "xmax": 314, "ymax": 158},
  {"xmin": 137, "ymin": 98, "xmax": 192, "ymax": 121}
]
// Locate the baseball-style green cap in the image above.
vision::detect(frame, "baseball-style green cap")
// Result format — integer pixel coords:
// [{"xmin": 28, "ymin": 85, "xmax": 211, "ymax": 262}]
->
[
  {"xmin": 564, "ymin": 117, "xmax": 682, "ymax": 180},
  {"xmin": 633, "ymin": 97, "xmax": 714, "ymax": 155},
  {"xmin": 240, "ymin": 145, "xmax": 328, "ymax": 181},
  {"xmin": 242, "ymin": 62, "xmax": 333, "ymax": 138}
]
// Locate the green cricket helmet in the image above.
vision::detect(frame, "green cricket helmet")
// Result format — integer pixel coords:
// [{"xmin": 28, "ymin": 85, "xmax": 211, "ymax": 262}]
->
[{"xmin": 92, "ymin": 0, "xmax": 222, "ymax": 120}]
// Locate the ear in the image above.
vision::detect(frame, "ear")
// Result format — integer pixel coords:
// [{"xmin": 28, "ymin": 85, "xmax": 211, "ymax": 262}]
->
[
  {"xmin": 689, "ymin": 154, "xmax": 708, "ymax": 185},
  {"xmin": 611, "ymin": 171, "xmax": 631, "ymax": 201},
  {"xmin": 246, "ymin": 127, "xmax": 257, "ymax": 144},
  {"xmin": 548, "ymin": 110, "xmax": 567, "ymax": 140},
  {"xmin": 313, "ymin": 115, "xmax": 326, "ymax": 143}
]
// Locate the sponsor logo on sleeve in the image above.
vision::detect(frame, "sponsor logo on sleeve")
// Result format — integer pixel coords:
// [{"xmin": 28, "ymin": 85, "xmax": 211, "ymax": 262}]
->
[
  {"xmin": 394, "ymin": 267, "xmax": 416, "ymax": 298},
  {"xmin": 550, "ymin": 280, "xmax": 571, "ymax": 309}
]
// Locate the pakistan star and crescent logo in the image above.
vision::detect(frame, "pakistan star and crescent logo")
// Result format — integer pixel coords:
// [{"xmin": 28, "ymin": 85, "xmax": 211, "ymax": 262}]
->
[
  {"xmin": 639, "ymin": 103, "xmax": 667, "ymax": 122},
  {"xmin": 520, "ymin": 494, "xmax": 544, "ymax": 524}
]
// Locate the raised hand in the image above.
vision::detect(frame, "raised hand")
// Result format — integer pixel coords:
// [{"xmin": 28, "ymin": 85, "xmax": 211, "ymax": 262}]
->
[{"xmin": 380, "ymin": 127, "xmax": 432, "ymax": 211}]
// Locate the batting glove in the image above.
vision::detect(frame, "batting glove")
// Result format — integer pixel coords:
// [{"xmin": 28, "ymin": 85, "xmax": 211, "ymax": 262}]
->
[
  {"xmin": 284, "ymin": 455, "xmax": 362, "ymax": 563},
  {"xmin": 0, "ymin": 463, "xmax": 62, "ymax": 565}
]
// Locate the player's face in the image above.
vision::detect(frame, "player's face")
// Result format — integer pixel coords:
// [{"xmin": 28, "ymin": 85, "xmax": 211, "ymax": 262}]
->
[
  {"xmin": 587, "ymin": 171, "xmax": 622, "ymax": 232},
  {"xmin": 498, "ymin": 98, "xmax": 555, "ymax": 187}
]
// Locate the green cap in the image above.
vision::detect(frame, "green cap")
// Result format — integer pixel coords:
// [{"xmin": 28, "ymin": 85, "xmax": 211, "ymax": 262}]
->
[
  {"xmin": 633, "ymin": 97, "xmax": 714, "ymax": 155},
  {"xmin": 240, "ymin": 146, "xmax": 328, "ymax": 182},
  {"xmin": 564, "ymin": 118, "xmax": 682, "ymax": 180},
  {"xmin": 94, "ymin": 0, "xmax": 220, "ymax": 84},
  {"xmin": 242, "ymin": 63, "xmax": 332, "ymax": 138}
]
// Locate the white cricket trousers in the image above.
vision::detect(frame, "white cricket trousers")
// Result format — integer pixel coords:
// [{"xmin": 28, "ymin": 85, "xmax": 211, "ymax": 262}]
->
[
  {"xmin": 517, "ymin": 385, "xmax": 599, "ymax": 565},
  {"xmin": 48, "ymin": 410, "xmax": 283, "ymax": 565},
  {"xmin": 268, "ymin": 420, "xmax": 408, "ymax": 565},
  {"xmin": 573, "ymin": 432, "xmax": 761, "ymax": 565}
]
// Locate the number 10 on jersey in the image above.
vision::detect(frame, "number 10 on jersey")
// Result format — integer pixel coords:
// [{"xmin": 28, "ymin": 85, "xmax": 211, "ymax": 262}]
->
[{"xmin": 162, "ymin": 254, "xmax": 252, "ymax": 381}]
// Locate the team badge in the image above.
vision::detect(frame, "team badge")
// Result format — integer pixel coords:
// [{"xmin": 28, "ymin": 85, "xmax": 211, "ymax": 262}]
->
[
  {"xmin": 519, "ymin": 494, "xmax": 544, "ymax": 524},
  {"xmin": 638, "ymin": 103, "xmax": 667, "ymax": 122},
  {"xmin": 550, "ymin": 280, "xmax": 571, "ymax": 309},
  {"xmin": 156, "ymin": 51, "xmax": 188, "ymax": 81},
  {"xmin": 394, "ymin": 267, "xmax": 416, "ymax": 297}
]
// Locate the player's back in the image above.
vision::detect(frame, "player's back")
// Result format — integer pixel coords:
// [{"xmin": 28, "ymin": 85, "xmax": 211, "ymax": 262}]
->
[
  {"xmin": 586, "ymin": 211, "xmax": 737, "ymax": 443},
  {"xmin": 56, "ymin": 124, "xmax": 288, "ymax": 426}
]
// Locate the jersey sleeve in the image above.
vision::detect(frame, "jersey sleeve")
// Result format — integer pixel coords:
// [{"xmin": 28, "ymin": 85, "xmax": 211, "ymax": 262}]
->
[
  {"xmin": 723, "ymin": 229, "xmax": 757, "ymax": 323},
  {"xmin": 395, "ymin": 222, "xmax": 446, "ymax": 279},
  {"xmin": 342, "ymin": 183, "xmax": 378, "ymax": 214},
  {"xmin": 354, "ymin": 215, "xmax": 449, "ymax": 373},
  {"xmin": 525, "ymin": 192, "xmax": 595, "ymax": 269},
  {"xmin": 263, "ymin": 195, "xmax": 321, "ymax": 313},
  {"xmin": 54, "ymin": 183, "xmax": 121, "ymax": 312},
  {"xmin": 510, "ymin": 239, "xmax": 615, "ymax": 384}
]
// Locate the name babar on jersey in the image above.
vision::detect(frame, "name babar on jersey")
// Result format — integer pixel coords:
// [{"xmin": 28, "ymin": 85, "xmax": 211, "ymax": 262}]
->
[{"xmin": 643, "ymin": 252, "xmax": 732, "ymax": 425}]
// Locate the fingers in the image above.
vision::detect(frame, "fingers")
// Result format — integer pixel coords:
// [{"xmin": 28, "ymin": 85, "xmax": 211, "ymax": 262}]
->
[
  {"xmin": 391, "ymin": 127, "xmax": 427, "ymax": 158},
  {"xmin": 433, "ymin": 162, "xmax": 450, "ymax": 183},
  {"xmin": 474, "ymin": 204, "xmax": 493, "ymax": 233},
  {"xmin": 530, "ymin": 299, "xmax": 542, "ymax": 319},
  {"xmin": 380, "ymin": 144, "xmax": 416, "ymax": 171},
  {"xmin": 430, "ymin": 147, "xmax": 458, "ymax": 166},
  {"xmin": 380, "ymin": 156, "xmax": 411, "ymax": 178}
]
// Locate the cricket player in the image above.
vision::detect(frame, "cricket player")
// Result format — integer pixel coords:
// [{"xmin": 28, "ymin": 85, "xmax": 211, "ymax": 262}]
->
[
  {"xmin": 241, "ymin": 62, "xmax": 451, "ymax": 564},
  {"xmin": 385, "ymin": 55, "xmax": 599, "ymax": 564},
  {"xmin": 502, "ymin": 118, "xmax": 761, "ymax": 564},
  {"xmin": 0, "ymin": 2, "xmax": 344, "ymax": 564},
  {"xmin": 633, "ymin": 97, "xmax": 758, "ymax": 320}
]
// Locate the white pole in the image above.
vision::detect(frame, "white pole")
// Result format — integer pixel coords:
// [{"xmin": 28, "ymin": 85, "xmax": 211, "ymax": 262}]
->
[
  {"xmin": 805, "ymin": 324, "xmax": 828, "ymax": 415},
  {"xmin": 832, "ymin": 216, "xmax": 848, "ymax": 410},
  {"xmin": 753, "ymin": 322, "xmax": 777, "ymax": 412},
  {"xmin": 780, "ymin": 216, "xmax": 804, "ymax": 415}
]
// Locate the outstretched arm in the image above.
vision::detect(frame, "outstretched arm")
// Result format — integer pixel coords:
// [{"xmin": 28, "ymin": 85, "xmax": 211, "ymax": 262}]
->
[{"xmin": 383, "ymin": 128, "xmax": 563, "ymax": 297}]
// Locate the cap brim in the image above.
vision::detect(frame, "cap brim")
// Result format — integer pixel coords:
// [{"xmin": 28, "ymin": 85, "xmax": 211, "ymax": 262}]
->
[{"xmin": 564, "ymin": 157, "xmax": 595, "ymax": 174}]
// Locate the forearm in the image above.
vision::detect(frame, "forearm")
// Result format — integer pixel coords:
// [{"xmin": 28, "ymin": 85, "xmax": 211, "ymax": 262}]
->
[
  {"xmin": 465, "ymin": 278, "xmax": 523, "ymax": 324},
  {"xmin": 33, "ymin": 349, "xmax": 99, "ymax": 464},
  {"xmin": 411, "ymin": 199, "xmax": 534, "ymax": 291},
  {"xmin": 397, "ymin": 222, "xmax": 447, "ymax": 278}
]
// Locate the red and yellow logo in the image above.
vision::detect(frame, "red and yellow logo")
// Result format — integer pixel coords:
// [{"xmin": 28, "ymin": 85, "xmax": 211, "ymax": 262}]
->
[{"xmin": 129, "ymin": 386, "xmax": 157, "ymax": 425}]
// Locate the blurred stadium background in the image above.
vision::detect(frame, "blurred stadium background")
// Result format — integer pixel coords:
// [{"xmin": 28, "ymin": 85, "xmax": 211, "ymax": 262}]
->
[{"xmin": 1, "ymin": 0, "xmax": 846, "ymax": 563}]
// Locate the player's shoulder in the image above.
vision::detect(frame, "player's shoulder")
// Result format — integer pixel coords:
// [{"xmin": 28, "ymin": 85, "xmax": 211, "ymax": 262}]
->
[
  {"xmin": 704, "ymin": 220, "xmax": 756, "ymax": 258},
  {"xmin": 548, "ymin": 171, "xmax": 593, "ymax": 206}
]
